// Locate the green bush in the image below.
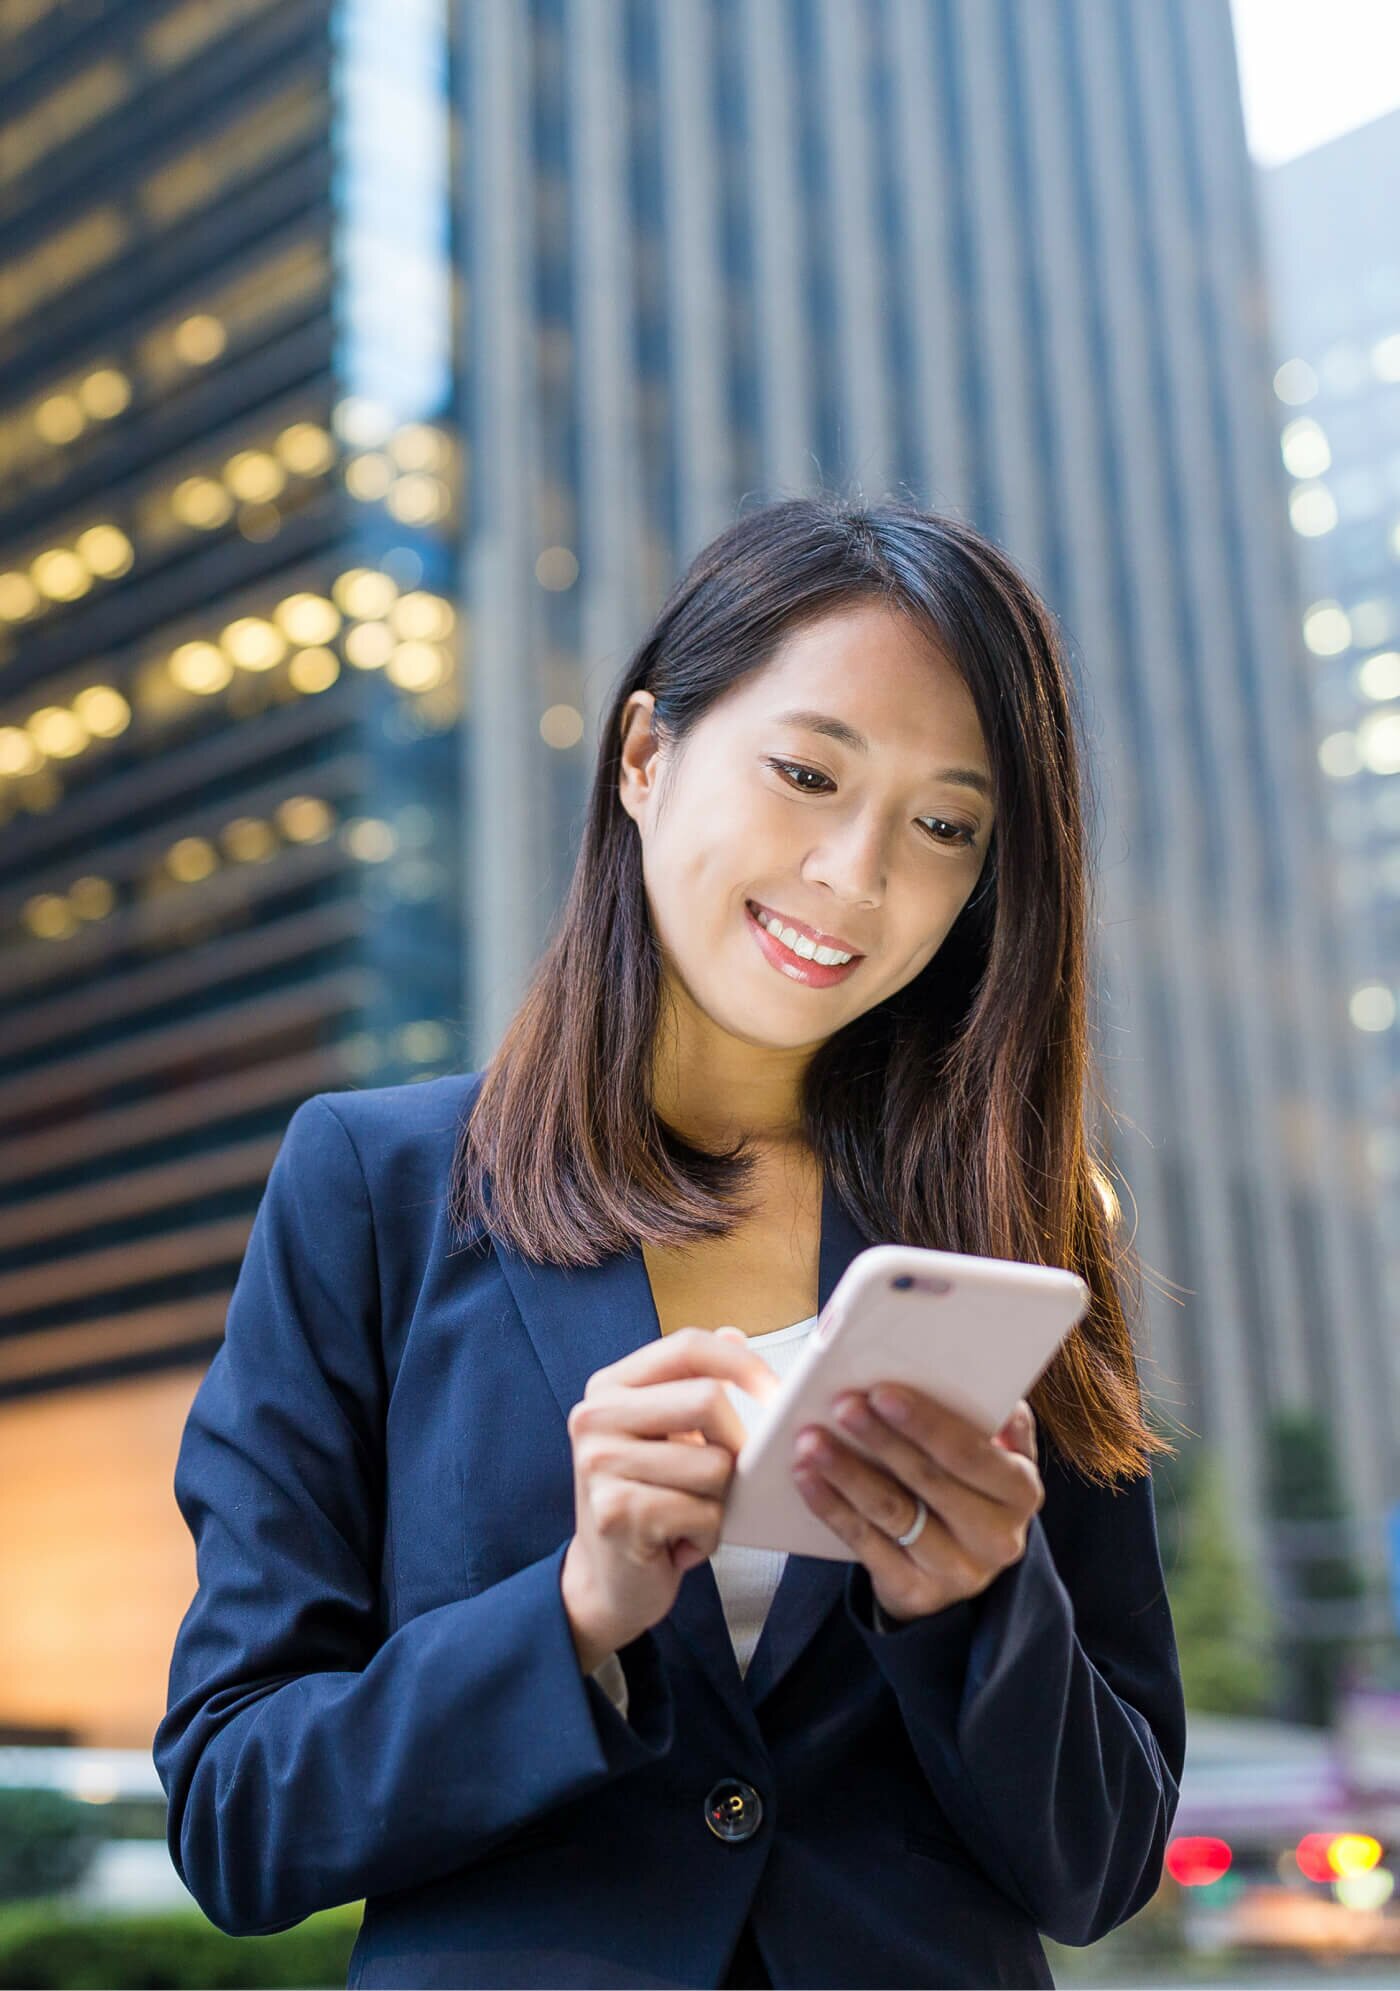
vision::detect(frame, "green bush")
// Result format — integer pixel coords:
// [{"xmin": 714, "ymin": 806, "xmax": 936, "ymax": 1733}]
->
[
  {"xmin": 0, "ymin": 1897, "xmax": 362, "ymax": 1990},
  {"xmin": 0, "ymin": 1792, "xmax": 100, "ymax": 1905}
]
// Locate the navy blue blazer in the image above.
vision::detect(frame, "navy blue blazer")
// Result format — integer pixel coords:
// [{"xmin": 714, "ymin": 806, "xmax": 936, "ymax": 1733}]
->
[{"xmin": 154, "ymin": 1071, "xmax": 1185, "ymax": 1989}]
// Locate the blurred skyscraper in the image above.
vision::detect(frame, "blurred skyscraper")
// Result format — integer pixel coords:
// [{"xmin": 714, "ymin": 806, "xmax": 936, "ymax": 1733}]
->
[
  {"xmin": 1257, "ymin": 106, "xmax": 1400, "ymax": 1355},
  {"xmin": 461, "ymin": 0, "xmax": 1394, "ymax": 1604},
  {"xmin": 0, "ymin": 0, "xmax": 461, "ymax": 1743},
  {"xmin": 0, "ymin": 0, "xmax": 1392, "ymax": 1749}
]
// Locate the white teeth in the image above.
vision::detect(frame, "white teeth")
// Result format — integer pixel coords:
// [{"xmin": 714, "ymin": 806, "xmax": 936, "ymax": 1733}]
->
[{"xmin": 752, "ymin": 905, "xmax": 853, "ymax": 966}]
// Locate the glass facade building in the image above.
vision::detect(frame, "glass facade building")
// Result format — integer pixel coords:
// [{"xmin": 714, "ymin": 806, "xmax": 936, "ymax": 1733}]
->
[
  {"xmin": 0, "ymin": 0, "xmax": 1392, "ymax": 1748},
  {"xmin": 0, "ymin": 0, "xmax": 462, "ymax": 1743},
  {"xmin": 1259, "ymin": 107, "xmax": 1400, "ymax": 1345}
]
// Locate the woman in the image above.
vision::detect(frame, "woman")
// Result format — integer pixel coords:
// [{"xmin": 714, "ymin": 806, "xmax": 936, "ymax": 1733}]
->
[{"xmin": 155, "ymin": 497, "xmax": 1185, "ymax": 1989}]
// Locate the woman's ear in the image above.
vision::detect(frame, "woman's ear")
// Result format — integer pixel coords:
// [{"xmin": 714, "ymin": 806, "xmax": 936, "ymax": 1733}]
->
[{"xmin": 618, "ymin": 690, "xmax": 663, "ymax": 825}]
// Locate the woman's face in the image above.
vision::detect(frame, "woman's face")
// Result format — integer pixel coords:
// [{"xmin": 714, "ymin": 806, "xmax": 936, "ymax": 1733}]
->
[{"xmin": 618, "ymin": 600, "xmax": 995, "ymax": 1058}]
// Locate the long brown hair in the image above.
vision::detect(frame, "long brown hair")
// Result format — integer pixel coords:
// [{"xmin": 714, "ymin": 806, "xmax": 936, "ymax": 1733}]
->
[{"xmin": 450, "ymin": 495, "xmax": 1172, "ymax": 1484}]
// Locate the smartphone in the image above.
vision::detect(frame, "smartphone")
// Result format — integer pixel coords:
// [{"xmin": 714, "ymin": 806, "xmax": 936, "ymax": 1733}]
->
[{"xmin": 718, "ymin": 1242, "xmax": 1090, "ymax": 1561}]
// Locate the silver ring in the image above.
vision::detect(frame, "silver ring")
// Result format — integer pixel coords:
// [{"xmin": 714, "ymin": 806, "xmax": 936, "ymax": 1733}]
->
[{"xmin": 895, "ymin": 1495, "xmax": 929, "ymax": 1549}]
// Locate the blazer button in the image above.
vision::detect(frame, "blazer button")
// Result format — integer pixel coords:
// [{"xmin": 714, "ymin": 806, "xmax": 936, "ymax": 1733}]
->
[{"xmin": 704, "ymin": 1777, "xmax": 763, "ymax": 1842}]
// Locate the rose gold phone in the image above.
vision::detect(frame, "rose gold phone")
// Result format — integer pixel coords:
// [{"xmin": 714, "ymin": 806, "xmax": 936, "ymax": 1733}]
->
[{"xmin": 718, "ymin": 1243, "xmax": 1090, "ymax": 1561}]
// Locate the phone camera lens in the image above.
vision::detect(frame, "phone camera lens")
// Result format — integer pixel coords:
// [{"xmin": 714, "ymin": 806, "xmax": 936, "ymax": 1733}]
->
[{"xmin": 890, "ymin": 1275, "xmax": 914, "ymax": 1290}]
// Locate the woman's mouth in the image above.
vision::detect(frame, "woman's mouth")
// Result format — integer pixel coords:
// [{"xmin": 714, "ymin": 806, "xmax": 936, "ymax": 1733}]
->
[{"xmin": 744, "ymin": 900, "xmax": 864, "ymax": 989}]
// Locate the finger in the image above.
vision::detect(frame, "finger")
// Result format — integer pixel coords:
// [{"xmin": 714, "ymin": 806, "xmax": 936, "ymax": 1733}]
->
[
  {"xmin": 586, "ymin": 1431, "xmax": 735, "ymax": 1499},
  {"xmin": 802, "ymin": 1423, "xmax": 1040, "ymax": 1571},
  {"xmin": 793, "ymin": 1461, "xmax": 976, "ymax": 1595},
  {"xmin": 600, "ymin": 1323, "xmax": 781, "ymax": 1406},
  {"xmin": 575, "ymin": 1375, "xmax": 752, "ymax": 1455},
  {"xmin": 869, "ymin": 1387, "xmax": 1032, "ymax": 1503},
  {"xmin": 992, "ymin": 1400, "xmax": 1037, "ymax": 1461}
]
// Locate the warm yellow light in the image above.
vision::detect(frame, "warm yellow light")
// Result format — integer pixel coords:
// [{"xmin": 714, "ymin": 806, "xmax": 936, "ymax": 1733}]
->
[
  {"xmin": 169, "ymin": 641, "xmax": 233, "ymax": 694},
  {"xmin": 31, "ymin": 549, "xmax": 91, "ymax": 601},
  {"xmin": 1329, "ymin": 1835, "xmax": 1384, "ymax": 1877},
  {"xmin": 346, "ymin": 452, "xmax": 393, "ymax": 500},
  {"xmin": 68, "ymin": 875, "xmax": 114, "ymax": 920},
  {"xmin": 72, "ymin": 685, "xmax": 131, "ymax": 737},
  {"xmin": 343, "ymin": 817, "xmax": 397, "ymax": 862},
  {"xmin": 535, "ymin": 545, "xmax": 579, "ymax": 591},
  {"xmin": 173, "ymin": 315, "xmax": 227, "ymax": 365},
  {"xmin": 78, "ymin": 368, "xmax": 131, "ymax": 419},
  {"xmin": 220, "ymin": 617, "xmax": 287, "ymax": 671},
  {"xmin": 166, "ymin": 836, "xmax": 218, "ymax": 883},
  {"xmin": 22, "ymin": 893, "xmax": 77, "ymax": 940},
  {"xmin": 386, "ymin": 641, "xmax": 445, "ymax": 691},
  {"xmin": 333, "ymin": 568, "xmax": 398, "ymax": 619},
  {"xmin": 275, "ymin": 593, "xmax": 341, "ymax": 646},
  {"xmin": 221, "ymin": 816, "xmax": 278, "ymax": 863},
  {"xmin": 34, "ymin": 394, "xmax": 84, "ymax": 444},
  {"xmin": 276, "ymin": 421, "xmax": 335, "ymax": 475},
  {"xmin": 287, "ymin": 646, "xmax": 340, "ymax": 693},
  {"xmin": 0, "ymin": 726, "xmax": 42, "ymax": 776},
  {"xmin": 75, "ymin": 524, "xmax": 134, "ymax": 577},
  {"xmin": 540, "ymin": 703, "xmax": 584, "ymax": 749},
  {"xmin": 388, "ymin": 423, "xmax": 447, "ymax": 472},
  {"xmin": 172, "ymin": 476, "xmax": 233, "ymax": 529},
  {"xmin": 28, "ymin": 707, "xmax": 88, "ymax": 758},
  {"xmin": 223, "ymin": 450, "xmax": 285, "ymax": 503},
  {"xmin": 344, "ymin": 621, "xmax": 394, "ymax": 669},
  {"xmin": 386, "ymin": 473, "xmax": 447, "ymax": 524},
  {"xmin": 0, "ymin": 571, "xmax": 40, "ymax": 620},
  {"xmin": 277, "ymin": 795, "xmax": 335, "ymax": 842},
  {"xmin": 390, "ymin": 591, "xmax": 455, "ymax": 641}
]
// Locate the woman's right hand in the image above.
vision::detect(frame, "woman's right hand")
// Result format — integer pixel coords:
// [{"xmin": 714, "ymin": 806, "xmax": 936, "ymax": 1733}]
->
[{"xmin": 560, "ymin": 1325, "xmax": 782, "ymax": 1672}]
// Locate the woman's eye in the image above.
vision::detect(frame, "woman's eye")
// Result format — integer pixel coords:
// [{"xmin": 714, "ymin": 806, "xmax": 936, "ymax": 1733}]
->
[{"xmin": 767, "ymin": 759, "xmax": 977, "ymax": 848}]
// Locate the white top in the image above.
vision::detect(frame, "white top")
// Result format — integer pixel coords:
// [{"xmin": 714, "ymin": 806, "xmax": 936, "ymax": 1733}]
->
[{"xmin": 589, "ymin": 1314, "xmax": 819, "ymax": 1722}]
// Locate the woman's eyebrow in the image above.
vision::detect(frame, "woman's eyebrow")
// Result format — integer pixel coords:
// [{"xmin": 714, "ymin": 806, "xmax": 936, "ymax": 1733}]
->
[{"xmin": 771, "ymin": 707, "xmax": 993, "ymax": 802}]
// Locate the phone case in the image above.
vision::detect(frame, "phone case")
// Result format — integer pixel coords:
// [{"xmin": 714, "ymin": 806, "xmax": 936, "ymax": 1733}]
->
[{"xmin": 718, "ymin": 1243, "xmax": 1090, "ymax": 1561}]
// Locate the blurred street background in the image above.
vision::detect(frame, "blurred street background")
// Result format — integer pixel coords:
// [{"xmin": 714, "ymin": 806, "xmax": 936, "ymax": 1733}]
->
[{"xmin": 0, "ymin": 0, "xmax": 1398, "ymax": 1983}]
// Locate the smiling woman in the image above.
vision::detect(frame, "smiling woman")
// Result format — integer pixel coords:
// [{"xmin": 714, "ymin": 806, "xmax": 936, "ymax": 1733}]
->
[
  {"xmin": 456, "ymin": 493, "xmax": 1165, "ymax": 1486},
  {"xmin": 156, "ymin": 492, "xmax": 1183, "ymax": 1991}
]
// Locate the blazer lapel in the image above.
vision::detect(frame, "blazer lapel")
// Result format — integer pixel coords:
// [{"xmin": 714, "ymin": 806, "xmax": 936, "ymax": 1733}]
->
[{"xmin": 491, "ymin": 1166, "xmax": 879, "ymax": 1725}]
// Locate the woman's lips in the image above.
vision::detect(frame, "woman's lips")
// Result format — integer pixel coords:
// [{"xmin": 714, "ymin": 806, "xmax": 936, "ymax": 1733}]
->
[{"xmin": 743, "ymin": 901, "xmax": 863, "ymax": 988}]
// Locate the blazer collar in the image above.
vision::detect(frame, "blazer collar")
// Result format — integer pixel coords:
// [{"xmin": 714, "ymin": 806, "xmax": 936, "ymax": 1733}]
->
[{"xmin": 490, "ymin": 1164, "xmax": 878, "ymax": 1729}]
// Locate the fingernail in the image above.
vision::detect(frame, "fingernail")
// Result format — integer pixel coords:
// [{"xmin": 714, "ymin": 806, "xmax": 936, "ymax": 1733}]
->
[{"xmin": 872, "ymin": 1388, "xmax": 910, "ymax": 1423}]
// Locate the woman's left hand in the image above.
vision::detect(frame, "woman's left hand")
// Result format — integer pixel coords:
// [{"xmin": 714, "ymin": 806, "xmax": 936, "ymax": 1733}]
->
[{"xmin": 791, "ymin": 1387, "xmax": 1044, "ymax": 1624}]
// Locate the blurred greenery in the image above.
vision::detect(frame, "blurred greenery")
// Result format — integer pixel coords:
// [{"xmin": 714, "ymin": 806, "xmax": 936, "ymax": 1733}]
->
[
  {"xmin": 1266, "ymin": 1407, "xmax": 1369, "ymax": 1726},
  {"xmin": 0, "ymin": 1897, "xmax": 362, "ymax": 1990},
  {"xmin": 0, "ymin": 1792, "xmax": 100, "ymax": 1906},
  {"xmin": 1166, "ymin": 1447, "xmax": 1279, "ymax": 1716}
]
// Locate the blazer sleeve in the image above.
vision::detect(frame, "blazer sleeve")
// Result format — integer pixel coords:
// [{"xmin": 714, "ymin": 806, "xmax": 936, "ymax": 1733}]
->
[
  {"xmin": 153, "ymin": 1095, "xmax": 673, "ymax": 1939},
  {"xmin": 844, "ymin": 1438, "xmax": 1185, "ymax": 1947}
]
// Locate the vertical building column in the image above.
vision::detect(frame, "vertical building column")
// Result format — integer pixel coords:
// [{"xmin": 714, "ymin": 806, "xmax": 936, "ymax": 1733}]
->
[
  {"xmin": 948, "ymin": 0, "xmax": 1046, "ymax": 582},
  {"xmin": 656, "ymin": 0, "xmax": 731, "ymax": 558},
  {"xmin": 461, "ymin": 0, "xmax": 549, "ymax": 1062},
  {"xmin": 885, "ymin": 0, "xmax": 974, "ymax": 517},
  {"xmin": 816, "ymin": 0, "xmax": 895, "ymax": 502},
  {"xmin": 568, "ymin": 0, "xmax": 647, "ymax": 760},
  {"xmin": 740, "ymin": 0, "xmax": 813, "ymax": 498}
]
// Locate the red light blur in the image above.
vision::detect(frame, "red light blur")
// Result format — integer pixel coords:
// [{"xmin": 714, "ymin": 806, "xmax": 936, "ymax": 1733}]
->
[
  {"xmin": 1295, "ymin": 1833, "xmax": 1337, "ymax": 1883},
  {"xmin": 1166, "ymin": 1836, "xmax": 1233, "ymax": 1887}
]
